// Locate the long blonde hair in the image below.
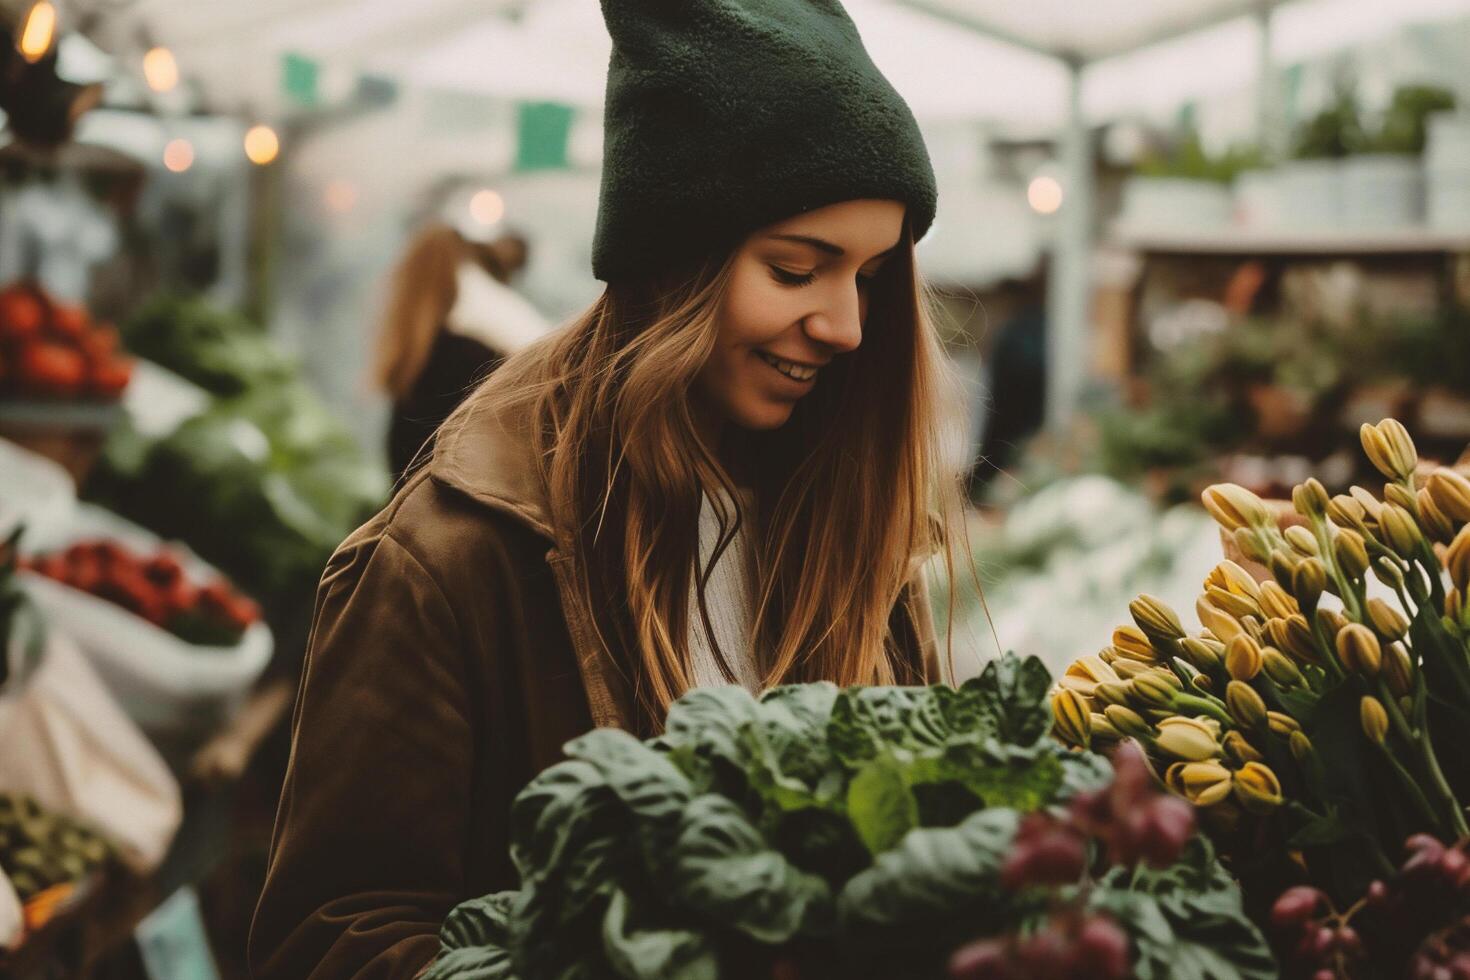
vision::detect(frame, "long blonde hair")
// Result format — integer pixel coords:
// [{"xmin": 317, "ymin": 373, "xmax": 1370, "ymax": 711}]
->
[
  {"xmin": 372, "ymin": 224, "xmax": 515, "ymax": 399},
  {"xmin": 491, "ymin": 222, "xmax": 962, "ymax": 726}
]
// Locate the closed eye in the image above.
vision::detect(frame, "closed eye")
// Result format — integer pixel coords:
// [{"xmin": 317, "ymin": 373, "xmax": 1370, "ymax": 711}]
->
[{"xmin": 769, "ymin": 266, "xmax": 816, "ymax": 287}]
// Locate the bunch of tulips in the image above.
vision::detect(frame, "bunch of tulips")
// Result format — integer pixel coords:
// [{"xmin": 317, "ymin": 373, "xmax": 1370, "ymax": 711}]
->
[{"xmin": 1050, "ymin": 419, "xmax": 1470, "ymax": 911}]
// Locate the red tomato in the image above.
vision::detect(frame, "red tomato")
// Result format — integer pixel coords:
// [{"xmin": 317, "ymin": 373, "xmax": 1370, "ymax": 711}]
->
[
  {"xmin": 79, "ymin": 323, "xmax": 120, "ymax": 362},
  {"xmin": 89, "ymin": 356, "xmax": 134, "ymax": 399},
  {"xmin": 17, "ymin": 343, "xmax": 86, "ymax": 395},
  {"xmin": 49, "ymin": 303, "xmax": 89, "ymax": 342},
  {"xmin": 0, "ymin": 287, "xmax": 45, "ymax": 340}
]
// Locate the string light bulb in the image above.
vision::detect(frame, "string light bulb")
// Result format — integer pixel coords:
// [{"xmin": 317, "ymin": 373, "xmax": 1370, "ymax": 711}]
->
[
  {"xmin": 163, "ymin": 139, "xmax": 194, "ymax": 173},
  {"xmin": 18, "ymin": 1, "xmax": 57, "ymax": 63},
  {"xmin": 143, "ymin": 46, "xmax": 180, "ymax": 93},
  {"xmin": 1027, "ymin": 175, "xmax": 1064, "ymax": 215},
  {"xmin": 469, "ymin": 189, "xmax": 504, "ymax": 226},
  {"xmin": 244, "ymin": 124, "xmax": 280, "ymax": 165}
]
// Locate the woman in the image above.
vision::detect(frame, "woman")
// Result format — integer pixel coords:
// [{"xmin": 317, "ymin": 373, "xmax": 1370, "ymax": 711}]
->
[
  {"xmin": 373, "ymin": 224, "xmax": 548, "ymax": 482},
  {"xmin": 249, "ymin": 0, "xmax": 961, "ymax": 976}
]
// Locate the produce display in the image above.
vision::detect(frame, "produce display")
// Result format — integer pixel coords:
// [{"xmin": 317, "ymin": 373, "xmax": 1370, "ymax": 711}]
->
[
  {"xmin": 20, "ymin": 540, "xmax": 260, "ymax": 647},
  {"xmin": 0, "ymin": 793, "xmax": 110, "ymax": 926},
  {"xmin": 423, "ymin": 656, "xmax": 1272, "ymax": 980},
  {"xmin": 1052, "ymin": 418, "xmax": 1470, "ymax": 976},
  {"xmin": 0, "ymin": 282, "xmax": 134, "ymax": 402},
  {"xmin": 87, "ymin": 295, "xmax": 388, "ymax": 609}
]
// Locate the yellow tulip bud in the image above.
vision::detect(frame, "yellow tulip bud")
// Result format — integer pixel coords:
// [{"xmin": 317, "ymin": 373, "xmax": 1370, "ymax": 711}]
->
[
  {"xmin": 1427, "ymin": 468, "xmax": 1470, "ymax": 523},
  {"xmin": 1225, "ymin": 635, "xmax": 1263, "ymax": 681},
  {"xmin": 1112, "ymin": 659, "xmax": 1152, "ymax": 680},
  {"xmin": 1234, "ymin": 527, "xmax": 1271, "ymax": 565},
  {"xmin": 1164, "ymin": 761, "xmax": 1189, "ymax": 796},
  {"xmin": 1385, "ymin": 482, "xmax": 1420, "ymax": 515},
  {"xmin": 1258, "ymin": 580, "xmax": 1299, "ymax": 620},
  {"xmin": 1383, "ymin": 642, "xmax": 1413, "ymax": 698},
  {"xmin": 1334, "ymin": 528, "xmax": 1371, "ymax": 579},
  {"xmin": 1223, "ymin": 729, "xmax": 1265, "ymax": 765},
  {"xmin": 1131, "ymin": 672, "xmax": 1180, "ymax": 709},
  {"xmin": 1155, "ymin": 716, "xmax": 1222, "ymax": 761},
  {"xmin": 1202, "ymin": 483, "xmax": 1270, "ymax": 533},
  {"xmin": 1233, "ymin": 761, "xmax": 1285, "ymax": 813},
  {"xmin": 1051, "ymin": 689, "xmax": 1092, "ymax": 747},
  {"xmin": 1095, "ymin": 681, "xmax": 1134, "ymax": 707},
  {"xmin": 1288, "ymin": 730, "xmax": 1314, "ymax": 764},
  {"xmin": 1337, "ymin": 623, "xmax": 1383, "ymax": 677},
  {"xmin": 1268, "ymin": 550, "xmax": 1298, "ymax": 591},
  {"xmin": 1226, "ymin": 680, "xmax": 1268, "ymax": 729},
  {"xmin": 1271, "ymin": 613, "xmax": 1320, "ymax": 664},
  {"xmin": 1291, "ymin": 558, "xmax": 1327, "ymax": 608},
  {"xmin": 1328, "ymin": 494, "xmax": 1369, "ymax": 534},
  {"xmin": 1131, "ymin": 594, "xmax": 1186, "ymax": 643},
  {"xmin": 1293, "ymin": 478, "xmax": 1331, "ymax": 521},
  {"xmin": 1450, "ymin": 589, "xmax": 1464, "ymax": 623},
  {"xmin": 1418, "ymin": 489, "xmax": 1456, "ymax": 545},
  {"xmin": 1372, "ymin": 557, "xmax": 1406, "ymax": 593},
  {"xmin": 1110, "ymin": 625, "xmax": 1158, "ymax": 663},
  {"xmin": 1090, "ymin": 713, "xmax": 1122, "ymax": 741},
  {"xmin": 1367, "ymin": 598, "xmax": 1410, "ymax": 642},
  {"xmin": 1261, "ymin": 647, "xmax": 1306, "ymax": 688},
  {"xmin": 1197, "ymin": 597, "xmax": 1245, "ymax": 645},
  {"xmin": 1104, "ymin": 704, "xmax": 1153, "ymax": 739},
  {"xmin": 1179, "ymin": 636, "xmax": 1225, "ymax": 672},
  {"xmin": 1206, "ymin": 560, "xmax": 1263, "ymax": 600},
  {"xmin": 1267, "ymin": 711, "xmax": 1302, "ymax": 737},
  {"xmin": 1206, "ymin": 585, "xmax": 1260, "ymax": 621},
  {"xmin": 1284, "ymin": 525, "xmax": 1320, "ymax": 558},
  {"xmin": 1065, "ymin": 654, "xmax": 1120, "ymax": 688},
  {"xmin": 1317, "ymin": 607, "xmax": 1348, "ymax": 641},
  {"xmin": 1448, "ymin": 527, "xmax": 1470, "ymax": 594},
  {"xmin": 1379, "ymin": 504, "xmax": 1424, "ymax": 560},
  {"xmin": 1180, "ymin": 761, "xmax": 1234, "ymax": 806},
  {"xmin": 1361, "ymin": 419, "xmax": 1418, "ymax": 482},
  {"xmin": 1350, "ymin": 485, "xmax": 1385, "ymax": 523},
  {"xmin": 1360, "ymin": 696, "xmax": 1390, "ymax": 744}
]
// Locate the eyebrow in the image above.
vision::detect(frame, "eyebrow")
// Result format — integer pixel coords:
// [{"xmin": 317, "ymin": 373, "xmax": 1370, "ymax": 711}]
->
[{"xmin": 766, "ymin": 233, "xmax": 901, "ymax": 261}]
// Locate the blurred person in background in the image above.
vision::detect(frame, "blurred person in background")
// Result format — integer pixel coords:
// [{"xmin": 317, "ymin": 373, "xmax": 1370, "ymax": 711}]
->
[
  {"xmin": 372, "ymin": 223, "xmax": 551, "ymax": 482},
  {"xmin": 250, "ymin": 0, "xmax": 962, "ymax": 976},
  {"xmin": 968, "ymin": 257, "xmax": 1048, "ymax": 498}
]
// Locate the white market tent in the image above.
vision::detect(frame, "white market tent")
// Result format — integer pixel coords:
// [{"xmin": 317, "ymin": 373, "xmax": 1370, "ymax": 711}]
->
[{"xmin": 86, "ymin": 0, "xmax": 1470, "ymax": 426}]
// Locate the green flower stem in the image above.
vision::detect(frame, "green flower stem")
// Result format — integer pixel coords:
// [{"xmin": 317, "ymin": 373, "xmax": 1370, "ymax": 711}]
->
[
  {"xmin": 1172, "ymin": 692, "xmax": 1233, "ymax": 727},
  {"xmin": 1374, "ymin": 740, "xmax": 1447, "ymax": 835},
  {"xmin": 1313, "ymin": 518, "xmax": 1365, "ymax": 623},
  {"xmin": 1309, "ymin": 617, "xmax": 1347, "ymax": 684},
  {"xmin": 1414, "ymin": 542, "xmax": 1447, "ymax": 613},
  {"xmin": 1415, "ymin": 728, "xmax": 1469, "ymax": 838}
]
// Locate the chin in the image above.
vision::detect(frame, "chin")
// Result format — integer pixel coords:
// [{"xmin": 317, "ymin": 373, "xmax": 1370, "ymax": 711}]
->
[{"xmin": 731, "ymin": 400, "xmax": 796, "ymax": 431}]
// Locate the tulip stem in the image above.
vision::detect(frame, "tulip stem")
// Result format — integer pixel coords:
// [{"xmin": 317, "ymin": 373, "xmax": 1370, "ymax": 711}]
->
[
  {"xmin": 1286, "ymin": 801, "xmax": 1396, "ymax": 876},
  {"xmin": 1173, "ymin": 692, "xmax": 1233, "ymax": 727},
  {"xmin": 1416, "ymin": 732, "xmax": 1469, "ymax": 838},
  {"xmin": 1373, "ymin": 741, "xmax": 1445, "ymax": 834}
]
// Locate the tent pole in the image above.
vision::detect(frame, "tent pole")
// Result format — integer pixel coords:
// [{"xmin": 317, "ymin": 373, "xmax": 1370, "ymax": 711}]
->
[
  {"xmin": 1045, "ymin": 56, "xmax": 1092, "ymax": 432},
  {"xmin": 1255, "ymin": 2, "xmax": 1279, "ymax": 155}
]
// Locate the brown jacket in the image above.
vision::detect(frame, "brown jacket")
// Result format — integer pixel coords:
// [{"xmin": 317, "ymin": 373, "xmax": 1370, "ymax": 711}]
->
[{"xmin": 248, "ymin": 378, "xmax": 941, "ymax": 980}]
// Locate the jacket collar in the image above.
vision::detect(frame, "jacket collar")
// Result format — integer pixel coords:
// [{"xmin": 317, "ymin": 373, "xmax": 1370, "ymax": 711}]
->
[
  {"xmin": 429, "ymin": 374, "xmax": 557, "ymax": 543},
  {"xmin": 429, "ymin": 377, "xmax": 639, "ymax": 732}
]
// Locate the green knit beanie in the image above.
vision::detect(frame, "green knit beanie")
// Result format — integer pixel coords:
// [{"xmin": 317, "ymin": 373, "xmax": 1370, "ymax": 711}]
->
[{"xmin": 592, "ymin": 0, "xmax": 938, "ymax": 283}]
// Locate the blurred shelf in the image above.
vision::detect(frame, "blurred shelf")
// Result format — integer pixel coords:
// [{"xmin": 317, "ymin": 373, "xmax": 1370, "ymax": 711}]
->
[
  {"xmin": 0, "ymin": 399, "xmax": 124, "ymax": 433},
  {"xmin": 1110, "ymin": 226, "xmax": 1470, "ymax": 257}
]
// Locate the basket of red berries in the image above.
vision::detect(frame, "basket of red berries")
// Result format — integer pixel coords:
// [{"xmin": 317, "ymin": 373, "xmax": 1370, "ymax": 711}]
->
[
  {"xmin": 0, "ymin": 282, "xmax": 134, "ymax": 406},
  {"xmin": 16, "ymin": 507, "xmax": 272, "ymax": 734}
]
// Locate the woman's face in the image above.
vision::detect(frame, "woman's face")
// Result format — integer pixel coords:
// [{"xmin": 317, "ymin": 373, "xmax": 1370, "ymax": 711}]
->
[{"xmin": 696, "ymin": 198, "xmax": 906, "ymax": 433}]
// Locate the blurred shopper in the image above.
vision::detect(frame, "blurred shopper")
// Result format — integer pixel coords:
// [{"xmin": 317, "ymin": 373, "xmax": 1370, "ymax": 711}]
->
[
  {"xmin": 968, "ymin": 260, "xmax": 1048, "ymax": 497},
  {"xmin": 251, "ymin": 1, "xmax": 960, "ymax": 977},
  {"xmin": 372, "ymin": 224, "xmax": 550, "ymax": 482}
]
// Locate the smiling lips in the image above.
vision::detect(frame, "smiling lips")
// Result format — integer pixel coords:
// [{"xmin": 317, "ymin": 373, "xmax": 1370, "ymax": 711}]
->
[{"xmin": 757, "ymin": 350, "xmax": 820, "ymax": 382}]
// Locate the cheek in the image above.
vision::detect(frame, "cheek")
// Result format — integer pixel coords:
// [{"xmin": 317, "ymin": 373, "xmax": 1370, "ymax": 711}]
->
[{"xmin": 719, "ymin": 267, "xmax": 799, "ymax": 350}]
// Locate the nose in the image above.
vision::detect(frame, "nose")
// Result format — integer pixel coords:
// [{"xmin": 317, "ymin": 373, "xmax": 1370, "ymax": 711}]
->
[{"xmin": 801, "ymin": 284, "xmax": 864, "ymax": 354}]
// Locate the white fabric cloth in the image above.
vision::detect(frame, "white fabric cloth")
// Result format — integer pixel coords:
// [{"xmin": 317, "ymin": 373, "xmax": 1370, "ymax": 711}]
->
[
  {"xmin": 687, "ymin": 489, "xmax": 763, "ymax": 694},
  {"xmin": 446, "ymin": 261, "xmax": 553, "ymax": 356}
]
